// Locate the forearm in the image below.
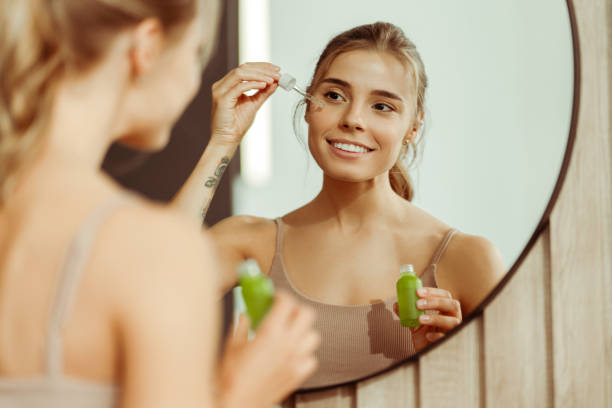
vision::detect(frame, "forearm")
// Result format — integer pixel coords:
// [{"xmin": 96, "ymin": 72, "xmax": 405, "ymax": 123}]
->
[{"xmin": 171, "ymin": 139, "xmax": 239, "ymax": 225}]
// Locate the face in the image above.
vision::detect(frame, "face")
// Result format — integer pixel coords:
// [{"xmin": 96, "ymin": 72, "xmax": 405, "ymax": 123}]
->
[
  {"xmin": 116, "ymin": 8, "xmax": 213, "ymax": 150},
  {"xmin": 306, "ymin": 50, "xmax": 418, "ymax": 183}
]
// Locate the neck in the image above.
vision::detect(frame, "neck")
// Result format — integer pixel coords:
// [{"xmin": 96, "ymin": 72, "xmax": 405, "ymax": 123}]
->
[
  {"xmin": 39, "ymin": 69, "xmax": 127, "ymax": 173},
  {"xmin": 311, "ymin": 172, "xmax": 407, "ymax": 231}
]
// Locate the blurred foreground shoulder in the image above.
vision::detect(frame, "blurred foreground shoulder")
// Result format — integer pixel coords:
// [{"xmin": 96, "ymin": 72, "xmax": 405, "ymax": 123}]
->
[{"xmin": 95, "ymin": 202, "xmax": 218, "ymax": 407}]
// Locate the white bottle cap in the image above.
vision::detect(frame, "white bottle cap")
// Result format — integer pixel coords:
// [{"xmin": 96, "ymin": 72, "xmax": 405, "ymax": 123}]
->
[
  {"xmin": 278, "ymin": 73, "xmax": 296, "ymax": 91},
  {"xmin": 238, "ymin": 259, "xmax": 261, "ymax": 278},
  {"xmin": 400, "ymin": 264, "xmax": 415, "ymax": 275}
]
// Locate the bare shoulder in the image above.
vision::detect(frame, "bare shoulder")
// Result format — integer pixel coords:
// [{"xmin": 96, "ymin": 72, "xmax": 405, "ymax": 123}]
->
[
  {"xmin": 91, "ymin": 201, "xmax": 218, "ymax": 313},
  {"xmin": 89, "ymin": 201, "xmax": 218, "ymax": 406},
  {"xmin": 437, "ymin": 232, "xmax": 506, "ymax": 315},
  {"xmin": 208, "ymin": 215, "xmax": 278, "ymax": 284},
  {"xmin": 208, "ymin": 215, "xmax": 277, "ymax": 258},
  {"xmin": 209, "ymin": 214, "xmax": 276, "ymax": 240}
]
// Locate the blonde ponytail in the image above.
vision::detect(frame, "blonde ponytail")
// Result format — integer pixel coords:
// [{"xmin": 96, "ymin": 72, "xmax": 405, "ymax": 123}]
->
[{"xmin": 0, "ymin": 0, "xmax": 65, "ymax": 205}]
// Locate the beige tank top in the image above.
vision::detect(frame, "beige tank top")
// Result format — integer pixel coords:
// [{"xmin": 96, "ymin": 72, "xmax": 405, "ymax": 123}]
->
[
  {"xmin": 0, "ymin": 195, "xmax": 130, "ymax": 407},
  {"xmin": 269, "ymin": 218, "xmax": 457, "ymax": 390}
]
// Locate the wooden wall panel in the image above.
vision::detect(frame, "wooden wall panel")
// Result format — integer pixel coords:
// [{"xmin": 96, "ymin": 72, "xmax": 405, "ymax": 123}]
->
[
  {"xmin": 294, "ymin": 386, "xmax": 355, "ymax": 408},
  {"xmin": 356, "ymin": 362, "xmax": 418, "ymax": 408},
  {"xmin": 417, "ymin": 319, "xmax": 482, "ymax": 408},
  {"xmin": 549, "ymin": 0, "xmax": 611, "ymax": 406},
  {"xmin": 604, "ymin": 1, "xmax": 612, "ymax": 405},
  {"xmin": 483, "ymin": 229, "xmax": 552, "ymax": 408}
]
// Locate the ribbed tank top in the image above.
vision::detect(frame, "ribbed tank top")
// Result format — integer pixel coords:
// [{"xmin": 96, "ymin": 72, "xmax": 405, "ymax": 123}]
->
[
  {"xmin": 268, "ymin": 218, "xmax": 457, "ymax": 389},
  {"xmin": 0, "ymin": 194, "xmax": 131, "ymax": 407}
]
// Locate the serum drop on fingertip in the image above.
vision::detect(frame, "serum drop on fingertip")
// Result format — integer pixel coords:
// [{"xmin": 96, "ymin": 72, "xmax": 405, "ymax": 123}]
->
[{"xmin": 278, "ymin": 73, "xmax": 325, "ymax": 110}]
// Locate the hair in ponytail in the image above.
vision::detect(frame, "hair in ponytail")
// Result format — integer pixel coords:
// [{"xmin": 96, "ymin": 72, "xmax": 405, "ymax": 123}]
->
[
  {"xmin": 0, "ymin": 0, "xmax": 216, "ymax": 205},
  {"xmin": 301, "ymin": 22, "xmax": 428, "ymax": 201}
]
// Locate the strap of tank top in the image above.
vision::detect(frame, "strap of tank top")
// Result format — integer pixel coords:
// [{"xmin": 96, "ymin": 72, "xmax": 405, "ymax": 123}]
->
[
  {"xmin": 273, "ymin": 217, "xmax": 285, "ymax": 256},
  {"xmin": 428, "ymin": 228, "xmax": 458, "ymax": 267},
  {"xmin": 45, "ymin": 193, "xmax": 132, "ymax": 378}
]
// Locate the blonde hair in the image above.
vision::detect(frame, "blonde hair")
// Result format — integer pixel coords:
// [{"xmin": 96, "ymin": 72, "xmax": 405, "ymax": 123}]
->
[
  {"xmin": 0, "ymin": 0, "xmax": 218, "ymax": 206},
  {"xmin": 305, "ymin": 22, "xmax": 428, "ymax": 201}
]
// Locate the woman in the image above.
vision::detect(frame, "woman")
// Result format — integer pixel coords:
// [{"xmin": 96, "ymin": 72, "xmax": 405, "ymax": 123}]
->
[
  {"xmin": 174, "ymin": 22, "xmax": 505, "ymax": 388},
  {"xmin": 0, "ymin": 0, "xmax": 318, "ymax": 406}
]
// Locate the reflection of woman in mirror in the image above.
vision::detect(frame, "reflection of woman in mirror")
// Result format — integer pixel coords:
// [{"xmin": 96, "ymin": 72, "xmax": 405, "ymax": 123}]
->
[
  {"xmin": 0, "ymin": 0, "xmax": 318, "ymax": 405},
  {"xmin": 175, "ymin": 22, "xmax": 506, "ymax": 388}
]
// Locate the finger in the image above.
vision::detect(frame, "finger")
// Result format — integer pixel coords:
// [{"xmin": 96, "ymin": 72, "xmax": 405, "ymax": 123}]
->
[
  {"xmin": 425, "ymin": 331, "xmax": 445, "ymax": 343},
  {"xmin": 417, "ymin": 287, "xmax": 453, "ymax": 299},
  {"xmin": 227, "ymin": 314, "xmax": 250, "ymax": 347},
  {"xmin": 288, "ymin": 304, "xmax": 316, "ymax": 338},
  {"xmin": 259, "ymin": 290, "xmax": 297, "ymax": 331},
  {"xmin": 240, "ymin": 62, "xmax": 282, "ymax": 79},
  {"xmin": 294, "ymin": 356, "xmax": 319, "ymax": 384},
  {"xmin": 244, "ymin": 82, "xmax": 278, "ymax": 110},
  {"xmin": 214, "ymin": 66, "xmax": 279, "ymax": 95},
  {"xmin": 295, "ymin": 331, "xmax": 321, "ymax": 358},
  {"xmin": 416, "ymin": 297, "xmax": 462, "ymax": 317},
  {"xmin": 242, "ymin": 61, "xmax": 281, "ymax": 72},
  {"xmin": 418, "ymin": 313, "xmax": 462, "ymax": 332},
  {"xmin": 223, "ymin": 81, "xmax": 269, "ymax": 104}
]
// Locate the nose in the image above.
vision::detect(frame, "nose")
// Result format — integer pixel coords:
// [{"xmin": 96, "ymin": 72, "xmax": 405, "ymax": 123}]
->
[{"xmin": 340, "ymin": 102, "xmax": 365, "ymax": 132}]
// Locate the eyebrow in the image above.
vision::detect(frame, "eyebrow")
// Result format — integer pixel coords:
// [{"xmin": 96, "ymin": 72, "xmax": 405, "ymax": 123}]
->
[{"xmin": 320, "ymin": 77, "xmax": 405, "ymax": 102}]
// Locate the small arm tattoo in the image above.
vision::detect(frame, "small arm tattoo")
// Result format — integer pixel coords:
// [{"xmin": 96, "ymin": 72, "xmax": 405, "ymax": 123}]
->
[{"xmin": 205, "ymin": 157, "xmax": 230, "ymax": 188}]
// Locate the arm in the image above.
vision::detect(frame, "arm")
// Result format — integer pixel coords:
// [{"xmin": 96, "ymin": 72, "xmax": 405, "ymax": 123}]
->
[{"xmin": 170, "ymin": 62, "xmax": 281, "ymax": 224}]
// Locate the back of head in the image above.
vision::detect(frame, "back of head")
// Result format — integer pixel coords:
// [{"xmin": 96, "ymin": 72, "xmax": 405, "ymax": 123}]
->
[
  {"xmin": 0, "ymin": 0, "xmax": 218, "ymax": 206},
  {"xmin": 306, "ymin": 22, "xmax": 428, "ymax": 201}
]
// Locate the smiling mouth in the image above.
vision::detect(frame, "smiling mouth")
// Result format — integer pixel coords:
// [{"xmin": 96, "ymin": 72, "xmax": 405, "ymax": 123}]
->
[{"xmin": 326, "ymin": 139, "xmax": 374, "ymax": 153}]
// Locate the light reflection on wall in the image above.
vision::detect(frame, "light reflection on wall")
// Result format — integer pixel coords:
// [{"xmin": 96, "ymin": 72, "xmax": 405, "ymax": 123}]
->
[{"xmin": 238, "ymin": 0, "xmax": 271, "ymax": 187}]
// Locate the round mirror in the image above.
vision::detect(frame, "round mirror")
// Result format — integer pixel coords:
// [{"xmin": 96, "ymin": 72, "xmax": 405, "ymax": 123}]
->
[{"xmin": 233, "ymin": 0, "xmax": 576, "ymax": 389}]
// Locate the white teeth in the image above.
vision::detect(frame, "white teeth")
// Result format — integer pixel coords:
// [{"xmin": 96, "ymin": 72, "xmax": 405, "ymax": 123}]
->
[{"xmin": 332, "ymin": 142, "xmax": 369, "ymax": 153}]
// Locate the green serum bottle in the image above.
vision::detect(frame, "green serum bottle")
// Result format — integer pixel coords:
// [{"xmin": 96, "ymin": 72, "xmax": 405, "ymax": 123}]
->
[
  {"xmin": 238, "ymin": 259, "xmax": 275, "ymax": 330},
  {"xmin": 396, "ymin": 264, "xmax": 423, "ymax": 327}
]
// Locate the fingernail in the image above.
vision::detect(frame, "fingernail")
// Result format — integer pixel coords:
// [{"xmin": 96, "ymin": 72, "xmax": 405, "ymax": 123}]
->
[
  {"xmin": 417, "ymin": 288, "xmax": 427, "ymax": 296},
  {"xmin": 420, "ymin": 314, "xmax": 431, "ymax": 322},
  {"xmin": 417, "ymin": 299, "xmax": 427, "ymax": 308},
  {"xmin": 272, "ymin": 72, "xmax": 281, "ymax": 79}
]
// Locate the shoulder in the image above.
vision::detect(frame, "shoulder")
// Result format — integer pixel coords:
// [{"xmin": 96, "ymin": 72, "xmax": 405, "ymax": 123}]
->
[
  {"xmin": 91, "ymin": 201, "xmax": 218, "ymax": 404},
  {"xmin": 437, "ymin": 232, "xmax": 506, "ymax": 315},
  {"xmin": 209, "ymin": 214, "xmax": 276, "ymax": 237},
  {"xmin": 91, "ymin": 200, "xmax": 218, "ymax": 314},
  {"xmin": 208, "ymin": 215, "xmax": 277, "ymax": 253}
]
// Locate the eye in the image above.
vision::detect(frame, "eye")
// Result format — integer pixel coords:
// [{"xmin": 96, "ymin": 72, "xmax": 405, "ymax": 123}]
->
[
  {"xmin": 324, "ymin": 91, "xmax": 345, "ymax": 102},
  {"xmin": 373, "ymin": 103, "xmax": 394, "ymax": 112}
]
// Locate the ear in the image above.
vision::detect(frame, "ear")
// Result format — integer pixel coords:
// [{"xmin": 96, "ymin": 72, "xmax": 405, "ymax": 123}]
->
[
  {"xmin": 129, "ymin": 18, "xmax": 164, "ymax": 78},
  {"xmin": 405, "ymin": 111, "xmax": 425, "ymax": 143}
]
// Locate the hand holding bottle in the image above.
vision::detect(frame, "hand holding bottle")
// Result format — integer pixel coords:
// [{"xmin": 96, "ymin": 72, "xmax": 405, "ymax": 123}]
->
[
  {"xmin": 394, "ymin": 286, "xmax": 462, "ymax": 352},
  {"xmin": 218, "ymin": 291, "xmax": 320, "ymax": 408},
  {"xmin": 210, "ymin": 62, "xmax": 280, "ymax": 146}
]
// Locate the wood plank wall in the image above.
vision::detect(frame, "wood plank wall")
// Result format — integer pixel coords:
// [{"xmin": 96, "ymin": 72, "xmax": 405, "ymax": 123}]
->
[{"xmin": 278, "ymin": 0, "xmax": 612, "ymax": 406}]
